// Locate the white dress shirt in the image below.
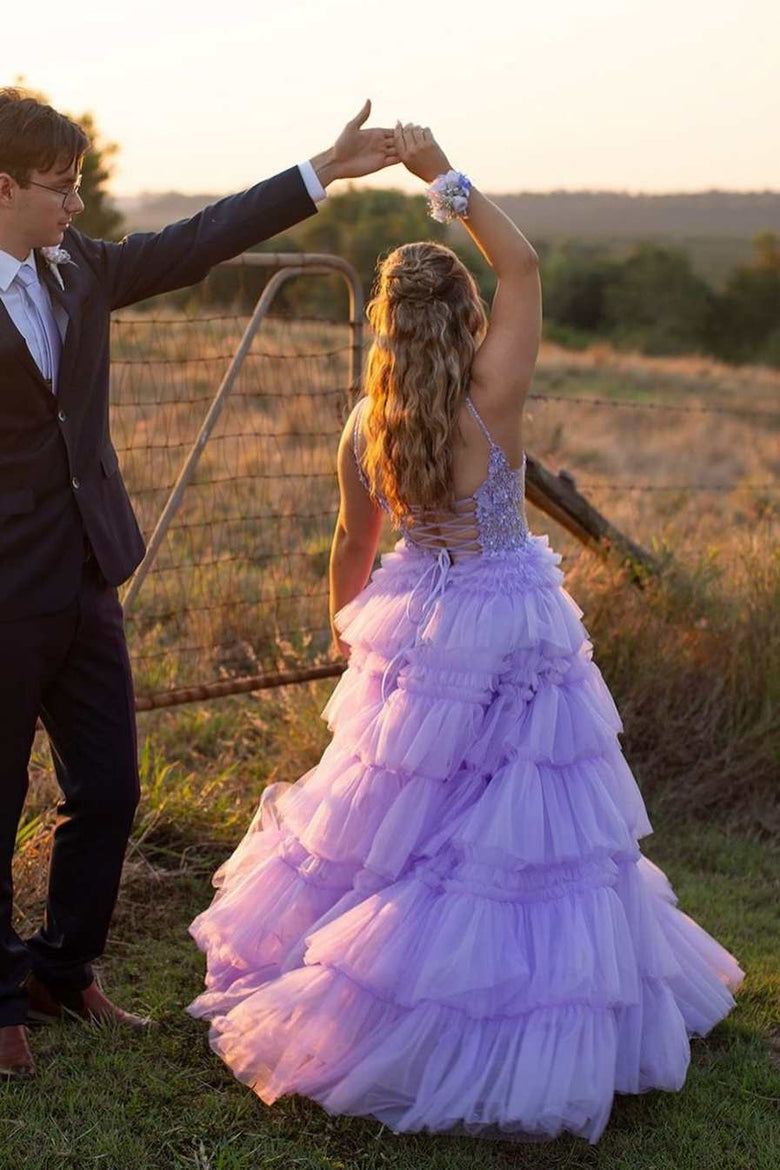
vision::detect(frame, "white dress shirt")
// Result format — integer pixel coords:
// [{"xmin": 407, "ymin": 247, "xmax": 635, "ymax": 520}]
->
[
  {"xmin": 0, "ymin": 249, "xmax": 67, "ymax": 388},
  {"xmin": 0, "ymin": 161, "xmax": 327, "ymax": 385},
  {"xmin": 298, "ymin": 159, "xmax": 327, "ymax": 205}
]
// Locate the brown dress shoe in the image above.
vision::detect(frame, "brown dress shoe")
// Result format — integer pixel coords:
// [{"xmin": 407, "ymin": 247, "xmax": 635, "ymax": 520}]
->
[
  {"xmin": 24, "ymin": 972, "xmax": 152, "ymax": 1031},
  {"xmin": 0, "ymin": 1025, "xmax": 35, "ymax": 1079}
]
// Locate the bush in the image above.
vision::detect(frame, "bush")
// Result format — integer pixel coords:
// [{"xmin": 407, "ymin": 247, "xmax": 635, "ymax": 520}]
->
[
  {"xmin": 603, "ymin": 243, "xmax": 714, "ymax": 356},
  {"xmin": 759, "ymin": 325, "xmax": 780, "ymax": 369},
  {"xmin": 542, "ymin": 319, "xmax": 596, "ymax": 350},
  {"xmin": 541, "ymin": 243, "xmax": 620, "ymax": 332},
  {"xmin": 706, "ymin": 246, "xmax": 780, "ymax": 365}
]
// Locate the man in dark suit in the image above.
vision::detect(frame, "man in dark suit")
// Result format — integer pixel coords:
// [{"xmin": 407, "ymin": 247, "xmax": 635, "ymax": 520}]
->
[{"xmin": 0, "ymin": 87, "xmax": 397, "ymax": 1078}]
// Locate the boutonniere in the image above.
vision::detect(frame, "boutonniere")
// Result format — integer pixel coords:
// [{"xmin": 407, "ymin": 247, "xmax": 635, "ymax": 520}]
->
[{"xmin": 40, "ymin": 245, "xmax": 77, "ymax": 291}]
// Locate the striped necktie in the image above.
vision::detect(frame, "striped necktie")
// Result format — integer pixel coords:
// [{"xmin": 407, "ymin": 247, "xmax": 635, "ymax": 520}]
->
[{"xmin": 15, "ymin": 264, "xmax": 62, "ymax": 394}]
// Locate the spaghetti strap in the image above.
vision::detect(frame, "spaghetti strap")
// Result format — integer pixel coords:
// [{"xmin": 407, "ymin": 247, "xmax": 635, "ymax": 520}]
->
[
  {"xmin": 464, "ymin": 393, "xmax": 498, "ymax": 449},
  {"xmin": 465, "ymin": 393, "xmax": 527, "ymax": 471}
]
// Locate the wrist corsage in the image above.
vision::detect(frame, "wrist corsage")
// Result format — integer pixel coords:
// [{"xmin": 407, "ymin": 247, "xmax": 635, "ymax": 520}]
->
[{"xmin": 425, "ymin": 170, "xmax": 472, "ymax": 223}]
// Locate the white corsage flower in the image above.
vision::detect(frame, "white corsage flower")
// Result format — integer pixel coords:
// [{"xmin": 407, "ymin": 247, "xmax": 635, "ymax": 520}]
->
[
  {"xmin": 425, "ymin": 170, "xmax": 473, "ymax": 224},
  {"xmin": 41, "ymin": 245, "xmax": 76, "ymax": 290}
]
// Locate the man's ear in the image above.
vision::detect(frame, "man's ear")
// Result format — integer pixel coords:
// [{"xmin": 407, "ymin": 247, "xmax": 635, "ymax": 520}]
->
[{"xmin": 0, "ymin": 173, "xmax": 17, "ymax": 207}]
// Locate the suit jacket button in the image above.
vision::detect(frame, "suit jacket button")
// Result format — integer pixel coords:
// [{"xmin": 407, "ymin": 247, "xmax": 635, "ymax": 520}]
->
[
  {"xmin": 72, "ymin": 476, "xmax": 80, "ymax": 490},
  {"xmin": 58, "ymin": 409, "xmax": 67, "ymax": 422}
]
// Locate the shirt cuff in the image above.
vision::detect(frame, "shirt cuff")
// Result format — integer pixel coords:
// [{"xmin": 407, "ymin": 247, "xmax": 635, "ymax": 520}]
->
[{"xmin": 298, "ymin": 160, "xmax": 327, "ymax": 204}]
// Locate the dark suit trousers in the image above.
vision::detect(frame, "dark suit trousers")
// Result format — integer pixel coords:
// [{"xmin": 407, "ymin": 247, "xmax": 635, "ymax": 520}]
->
[{"xmin": 0, "ymin": 553, "xmax": 140, "ymax": 1026}]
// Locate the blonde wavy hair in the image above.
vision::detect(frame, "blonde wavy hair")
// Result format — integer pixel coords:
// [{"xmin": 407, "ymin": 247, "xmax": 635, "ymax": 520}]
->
[{"xmin": 361, "ymin": 242, "xmax": 488, "ymax": 523}]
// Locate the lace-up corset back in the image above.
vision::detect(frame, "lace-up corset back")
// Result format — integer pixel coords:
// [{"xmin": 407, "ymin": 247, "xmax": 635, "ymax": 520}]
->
[{"xmin": 352, "ymin": 395, "xmax": 528, "ymax": 560}]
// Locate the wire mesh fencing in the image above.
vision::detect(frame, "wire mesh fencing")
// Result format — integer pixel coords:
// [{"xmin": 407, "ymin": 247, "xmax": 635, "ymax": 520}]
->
[{"xmin": 114, "ymin": 257, "xmax": 362, "ymax": 706}]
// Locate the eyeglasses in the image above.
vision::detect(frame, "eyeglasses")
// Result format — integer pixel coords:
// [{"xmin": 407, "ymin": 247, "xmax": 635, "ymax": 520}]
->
[{"xmin": 28, "ymin": 177, "xmax": 83, "ymax": 209}]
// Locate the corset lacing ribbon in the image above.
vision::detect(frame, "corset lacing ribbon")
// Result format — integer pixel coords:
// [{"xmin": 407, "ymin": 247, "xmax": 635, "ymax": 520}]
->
[{"xmin": 380, "ymin": 546, "xmax": 452, "ymax": 703}]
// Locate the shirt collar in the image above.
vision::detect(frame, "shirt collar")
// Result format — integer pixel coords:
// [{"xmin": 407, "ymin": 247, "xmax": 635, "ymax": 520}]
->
[{"xmin": 0, "ymin": 247, "xmax": 36, "ymax": 293}]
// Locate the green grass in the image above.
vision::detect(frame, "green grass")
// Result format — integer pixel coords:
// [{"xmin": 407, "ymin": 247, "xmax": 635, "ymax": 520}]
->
[{"xmin": 4, "ymin": 799, "xmax": 778, "ymax": 1168}]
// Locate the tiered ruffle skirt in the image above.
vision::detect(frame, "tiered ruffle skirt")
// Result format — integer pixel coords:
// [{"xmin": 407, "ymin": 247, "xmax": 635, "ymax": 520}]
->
[{"xmin": 188, "ymin": 534, "xmax": 743, "ymax": 1143}]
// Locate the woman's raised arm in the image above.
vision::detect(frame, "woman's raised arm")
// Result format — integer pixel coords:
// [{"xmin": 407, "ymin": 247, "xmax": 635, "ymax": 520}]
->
[{"xmin": 394, "ymin": 124, "xmax": 542, "ymax": 406}]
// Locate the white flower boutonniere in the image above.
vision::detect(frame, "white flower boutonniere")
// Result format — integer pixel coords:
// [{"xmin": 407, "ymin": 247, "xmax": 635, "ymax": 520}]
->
[{"xmin": 40, "ymin": 245, "xmax": 77, "ymax": 291}]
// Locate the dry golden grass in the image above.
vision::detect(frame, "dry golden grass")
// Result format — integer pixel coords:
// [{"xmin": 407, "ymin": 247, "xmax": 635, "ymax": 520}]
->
[{"xmin": 537, "ymin": 337, "xmax": 780, "ymax": 396}]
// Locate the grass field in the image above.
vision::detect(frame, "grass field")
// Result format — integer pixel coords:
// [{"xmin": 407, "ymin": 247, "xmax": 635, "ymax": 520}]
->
[
  {"xmin": 6, "ymin": 687, "xmax": 780, "ymax": 1170},
  {"xmin": 6, "ymin": 311, "xmax": 780, "ymax": 1168}
]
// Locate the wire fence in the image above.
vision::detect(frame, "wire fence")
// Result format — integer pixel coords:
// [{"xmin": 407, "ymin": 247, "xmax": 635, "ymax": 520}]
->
[
  {"xmin": 112, "ymin": 264, "xmax": 357, "ymax": 704},
  {"xmin": 113, "ymin": 260, "xmax": 779, "ymax": 709}
]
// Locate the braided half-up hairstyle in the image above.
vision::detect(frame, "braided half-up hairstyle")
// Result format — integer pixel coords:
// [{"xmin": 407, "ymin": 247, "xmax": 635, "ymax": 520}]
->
[{"xmin": 361, "ymin": 242, "xmax": 488, "ymax": 523}]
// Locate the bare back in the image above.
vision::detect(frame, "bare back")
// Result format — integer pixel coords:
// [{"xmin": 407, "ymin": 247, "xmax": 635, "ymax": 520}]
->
[{"xmin": 352, "ymin": 393, "xmax": 528, "ymax": 561}]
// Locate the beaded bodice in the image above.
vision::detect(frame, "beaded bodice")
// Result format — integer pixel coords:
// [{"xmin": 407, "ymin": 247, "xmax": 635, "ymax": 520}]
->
[{"xmin": 352, "ymin": 395, "xmax": 528, "ymax": 560}]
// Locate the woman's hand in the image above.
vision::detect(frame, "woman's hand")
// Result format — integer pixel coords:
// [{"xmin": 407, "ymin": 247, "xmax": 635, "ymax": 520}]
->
[{"xmin": 394, "ymin": 123, "xmax": 451, "ymax": 184}]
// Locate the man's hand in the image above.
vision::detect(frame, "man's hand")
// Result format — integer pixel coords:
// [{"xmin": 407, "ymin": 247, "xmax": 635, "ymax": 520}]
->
[{"xmin": 311, "ymin": 100, "xmax": 399, "ymax": 187}]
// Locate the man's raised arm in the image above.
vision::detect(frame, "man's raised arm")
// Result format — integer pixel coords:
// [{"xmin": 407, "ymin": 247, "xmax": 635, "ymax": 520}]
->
[{"xmin": 80, "ymin": 100, "xmax": 398, "ymax": 311}]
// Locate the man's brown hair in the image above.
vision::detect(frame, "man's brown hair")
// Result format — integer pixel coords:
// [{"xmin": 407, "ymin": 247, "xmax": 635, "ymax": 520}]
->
[{"xmin": 0, "ymin": 87, "xmax": 90, "ymax": 186}]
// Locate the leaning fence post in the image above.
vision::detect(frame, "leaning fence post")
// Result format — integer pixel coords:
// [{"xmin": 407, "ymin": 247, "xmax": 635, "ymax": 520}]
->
[{"xmin": 525, "ymin": 456, "xmax": 660, "ymax": 583}]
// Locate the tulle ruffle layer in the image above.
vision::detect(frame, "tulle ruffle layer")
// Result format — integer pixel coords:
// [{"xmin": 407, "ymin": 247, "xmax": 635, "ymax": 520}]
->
[
  {"xmin": 328, "ymin": 535, "xmax": 588, "ymax": 661},
  {"xmin": 188, "ymin": 534, "xmax": 743, "ymax": 1143},
  {"xmin": 203, "ymin": 954, "xmax": 731, "ymax": 1143}
]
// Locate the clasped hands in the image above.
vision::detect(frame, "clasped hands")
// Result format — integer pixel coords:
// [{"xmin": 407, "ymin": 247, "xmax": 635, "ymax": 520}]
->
[{"xmin": 311, "ymin": 100, "xmax": 451, "ymax": 188}]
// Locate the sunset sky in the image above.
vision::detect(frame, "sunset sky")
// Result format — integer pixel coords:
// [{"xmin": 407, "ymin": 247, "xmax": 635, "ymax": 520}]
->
[{"xmin": 4, "ymin": 0, "xmax": 777, "ymax": 198}]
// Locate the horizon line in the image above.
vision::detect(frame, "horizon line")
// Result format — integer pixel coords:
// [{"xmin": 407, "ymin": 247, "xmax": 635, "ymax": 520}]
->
[{"xmin": 110, "ymin": 184, "xmax": 780, "ymax": 201}]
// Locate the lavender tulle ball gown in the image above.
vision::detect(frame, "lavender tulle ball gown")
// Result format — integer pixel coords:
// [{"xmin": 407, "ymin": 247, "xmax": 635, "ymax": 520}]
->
[{"xmin": 187, "ymin": 394, "xmax": 743, "ymax": 1144}]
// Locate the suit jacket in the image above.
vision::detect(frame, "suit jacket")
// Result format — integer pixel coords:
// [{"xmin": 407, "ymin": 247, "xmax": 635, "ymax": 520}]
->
[{"xmin": 0, "ymin": 165, "xmax": 317, "ymax": 620}]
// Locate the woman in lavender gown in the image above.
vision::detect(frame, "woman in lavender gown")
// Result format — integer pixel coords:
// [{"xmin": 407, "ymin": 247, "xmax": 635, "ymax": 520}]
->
[{"xmin": 187, "ymin": 124, "xmax": 743, "ymax": 1143}]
